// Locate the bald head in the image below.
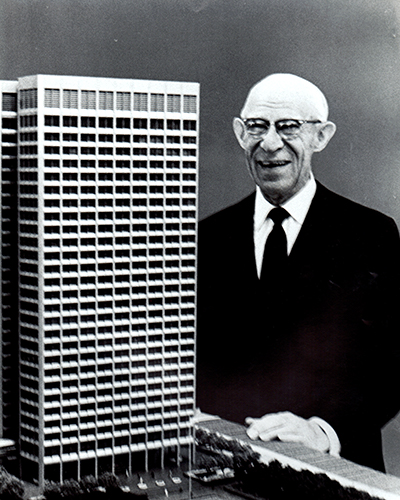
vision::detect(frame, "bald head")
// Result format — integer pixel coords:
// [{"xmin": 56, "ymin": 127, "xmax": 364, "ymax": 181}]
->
[{"xmin": 241, "ymin": 73, "xmax": 329, "ymax": 122}]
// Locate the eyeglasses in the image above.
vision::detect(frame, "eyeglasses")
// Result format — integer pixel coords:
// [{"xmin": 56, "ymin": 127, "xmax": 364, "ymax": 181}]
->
[{"xmin": 241, "ymin": 118, "xmax": 321, "ymax": 140}]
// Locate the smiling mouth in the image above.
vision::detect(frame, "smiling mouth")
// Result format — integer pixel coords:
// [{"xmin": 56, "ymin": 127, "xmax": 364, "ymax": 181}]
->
[{"xmin": 257, "ymin": 160, "xmax": 291, "ymax": 168}]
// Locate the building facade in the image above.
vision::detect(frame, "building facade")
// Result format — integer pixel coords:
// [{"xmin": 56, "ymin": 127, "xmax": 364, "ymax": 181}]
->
[
  {"xmin": 0, "ymin": 80, "xmax": 19, "ymax": 446},
  {"xmin": 12, "ymin": 74, "xmax": 199, "ymax": 486}
]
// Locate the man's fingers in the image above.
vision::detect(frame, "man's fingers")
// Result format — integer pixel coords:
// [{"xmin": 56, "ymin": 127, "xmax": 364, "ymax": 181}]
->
[
  {"xmin": 245, "ymin": 412, "xmax": 329, "ymax": 452},
  {"xmin": 255, "ymin": 417, "xmax": 330, "ymax": 452},
  {"xmin": 247, "ymin": 412, "xmax": 291, "ymax": 430},
  {"xmin": 246, "ymin": 426, "xmax": 260, "ymax": 440},
  {"xmin": 245, "ymin": 416, "xmax": 259, "ymax": 439},
  {"xmin": 274, "ymin": 431, "xmax": 304, "ymax": 443},
  {"xmin": 258, "ymin": 421, "xmax": 303, "ymax": 443},
  {"xmin": 246, "ymin": 412, "xmax": 292, "ymax": 440},
  {"xmin": 258, "ymin": 429, "xmax": 281, "ymax": 442}
]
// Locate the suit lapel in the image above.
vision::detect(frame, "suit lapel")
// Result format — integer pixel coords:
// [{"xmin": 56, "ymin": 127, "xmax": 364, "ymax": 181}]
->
[
  {"xmin": 289, "ymin": 182, "xmax": 333, "ymax": 265},
  {"xmin": 230, "ymin": 192, "xmax": 258, "ymax": 282}
]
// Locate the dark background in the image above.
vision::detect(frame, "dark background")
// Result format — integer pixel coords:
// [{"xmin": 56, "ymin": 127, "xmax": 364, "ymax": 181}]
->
[{"xmin": 1, "ymin": 0, "xmax": 400, "ymax": 474}]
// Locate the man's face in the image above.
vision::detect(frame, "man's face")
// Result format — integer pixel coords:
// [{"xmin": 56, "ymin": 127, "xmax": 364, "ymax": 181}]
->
[{"xmin": 236, "ymin": 100, "xmax": 322, "ymax": 205}]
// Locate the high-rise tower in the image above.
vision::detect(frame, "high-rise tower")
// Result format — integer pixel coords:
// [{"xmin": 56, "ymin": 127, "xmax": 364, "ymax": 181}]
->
[
  {"xmin": 0, "ymin": 80, "xmax": 19, "ymax": 445},
  {"xmin": 16, "ymin": 75, "xmax": 199, "ymax": 486}
]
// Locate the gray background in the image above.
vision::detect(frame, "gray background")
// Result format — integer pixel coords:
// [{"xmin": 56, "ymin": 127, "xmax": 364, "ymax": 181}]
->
[{"xmin": 1, "ymin": 0, "xmax": 400, "ymax": 475}]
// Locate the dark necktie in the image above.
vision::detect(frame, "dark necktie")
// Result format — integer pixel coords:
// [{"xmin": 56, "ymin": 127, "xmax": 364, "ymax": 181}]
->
[{"xmin": 260, "ymin": 207, "xmax": 289, "ymax": 284}]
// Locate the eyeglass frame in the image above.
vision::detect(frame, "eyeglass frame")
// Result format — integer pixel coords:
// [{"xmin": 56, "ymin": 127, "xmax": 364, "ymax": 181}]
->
[{"xmin": 239, "ymin": 117, "xmax": 322, "ymax": 140}]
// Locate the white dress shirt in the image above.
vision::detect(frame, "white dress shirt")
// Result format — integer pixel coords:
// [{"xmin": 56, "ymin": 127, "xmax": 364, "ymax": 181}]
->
[
  {"xmin": 254, "ymin": 175, "xmax": 317, "ymax": 278},
  {"xmin": 253, "ymin": 175, "xmax": 341, "ymax": 457}
]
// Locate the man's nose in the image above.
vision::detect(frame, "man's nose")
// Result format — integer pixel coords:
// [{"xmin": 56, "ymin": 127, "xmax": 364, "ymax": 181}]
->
[{"xmin": 259, "ymin": 126, "xmax": 284, "ymax": 152}]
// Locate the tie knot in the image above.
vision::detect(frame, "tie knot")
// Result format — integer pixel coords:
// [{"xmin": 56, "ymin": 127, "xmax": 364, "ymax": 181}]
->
[{"xmin": 268, "ymin": 207, "xmax": 289, "ymax": 225}]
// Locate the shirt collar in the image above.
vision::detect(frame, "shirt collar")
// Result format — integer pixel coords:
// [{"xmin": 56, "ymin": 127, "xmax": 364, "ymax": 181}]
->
[{"xmin": 254, "ymin": 174, "xmax": 317, "ymax": 231}]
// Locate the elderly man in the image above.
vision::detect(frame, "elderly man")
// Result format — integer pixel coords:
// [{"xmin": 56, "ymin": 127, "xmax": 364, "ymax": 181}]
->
[{"xmin": 196, "ymin": 73, "xmax": 400, "ymax": 471}]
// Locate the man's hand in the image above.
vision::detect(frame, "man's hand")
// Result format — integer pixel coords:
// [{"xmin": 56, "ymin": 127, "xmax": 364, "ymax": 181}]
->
[{"xmin": 245, "ymin": 411, "xmax": 330, "ymax": 453}]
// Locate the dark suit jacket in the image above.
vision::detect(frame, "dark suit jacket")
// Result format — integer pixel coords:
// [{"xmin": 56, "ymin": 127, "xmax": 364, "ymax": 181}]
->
[{"xmin": 197, "ymin": 182, "xmax": 400, "ymax": 471}]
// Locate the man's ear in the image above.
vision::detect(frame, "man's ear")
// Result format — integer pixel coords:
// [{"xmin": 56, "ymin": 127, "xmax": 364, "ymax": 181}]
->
[
  {"xmin": 233, "ymin": 117, "xmax": 247, "ymax": 150},
  {"xmin": 313, "ymin": 121, "xmax": 336, "ymax": 152}
]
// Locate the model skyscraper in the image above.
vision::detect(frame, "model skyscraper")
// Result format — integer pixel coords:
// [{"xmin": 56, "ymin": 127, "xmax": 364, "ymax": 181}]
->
[{"xmin": 1, "ymin": 74, "xmax": 199, "ymax": 487}]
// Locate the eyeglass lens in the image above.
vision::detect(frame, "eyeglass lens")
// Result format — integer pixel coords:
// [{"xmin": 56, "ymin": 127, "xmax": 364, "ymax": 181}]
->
[{"xmin": 245, "ymin": 119, "xmax": 306, "ymax": 138}]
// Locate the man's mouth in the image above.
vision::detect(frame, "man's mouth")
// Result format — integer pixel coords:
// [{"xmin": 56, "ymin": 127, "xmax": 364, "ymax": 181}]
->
[{"xmin": 256, "ymin": 160, "xmax": 291, "ymax": 168}]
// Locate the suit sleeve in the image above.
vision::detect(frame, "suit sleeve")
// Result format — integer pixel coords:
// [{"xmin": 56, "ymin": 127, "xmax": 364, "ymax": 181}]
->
[{"xmin": 333, "ymin": 216, "xmax": 400, "ymax": 469}]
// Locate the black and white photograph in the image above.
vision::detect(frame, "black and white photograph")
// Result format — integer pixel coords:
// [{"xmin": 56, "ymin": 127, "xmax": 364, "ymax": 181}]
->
[{"xmin": 1, "ymin": 0, "xmax": 400, "ymax": 498}]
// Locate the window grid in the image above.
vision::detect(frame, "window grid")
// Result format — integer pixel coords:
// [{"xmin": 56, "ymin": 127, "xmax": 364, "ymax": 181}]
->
[
  {"xmin": 150, "ymin": 94, "xmax": 164, "ymax": 112},
  {"xmin": 20, "ymin": 89, "xmax": 38, "ymax": 109},
  {"xmin": 183, "ymin": 95, "xmax": 197, "ymax": 113},
  {"xmin": 167, "ymin": 94, "xmax": 181, "ymax": 113},
  {"xmin": 81, "ymin": 90, "xmax": 96, "ymax": 110},
  {"xmin": 99, "ymin": 91, "xmax": 114, "ymax": 110},
  {"xmin": 116, "ymin": 92, "xmax": 131, "ymax": 111},
  {"xmin": 44, "ymin": 89, "xmax": 60, "ymax": 108},
  {"xmin": 63, "ymin": 90, "xmax": 78, "ymax": 109},
  {"xmin": 17, "ymin": 76, "xmax": 198, "ymax": 485},
  {"xmin": 2, "ymin": 92, "xmax": 17, "ymax": 111},
  {"xmin": 133, "ymin": 93, "xmax": 148, "ymax": 111}
]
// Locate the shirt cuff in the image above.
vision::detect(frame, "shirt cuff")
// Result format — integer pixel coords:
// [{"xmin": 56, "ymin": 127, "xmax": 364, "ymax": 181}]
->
[{"xmin": 309, "ymin": 416, "xmax": 341, "ymax": 457}]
